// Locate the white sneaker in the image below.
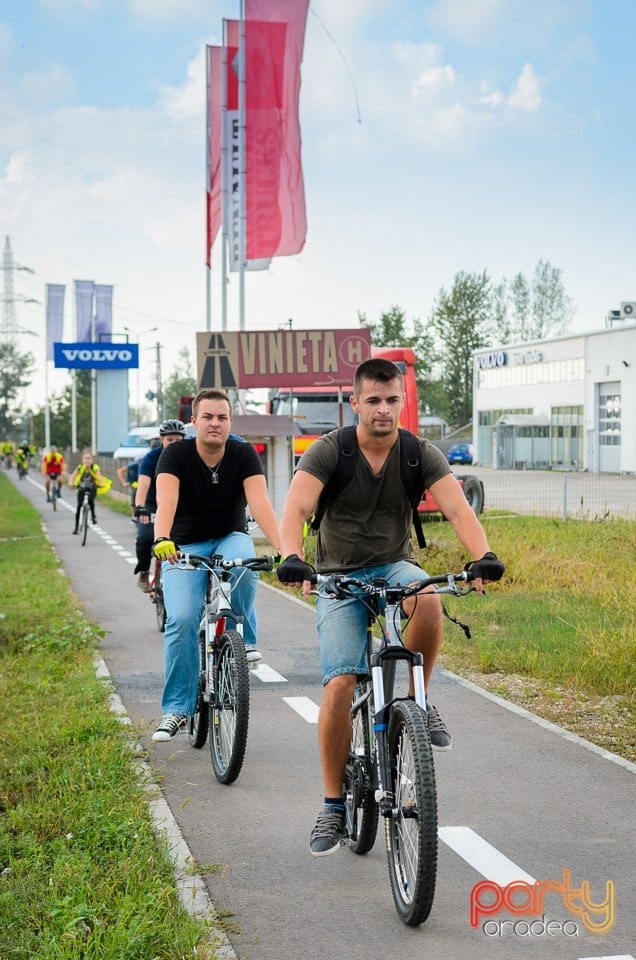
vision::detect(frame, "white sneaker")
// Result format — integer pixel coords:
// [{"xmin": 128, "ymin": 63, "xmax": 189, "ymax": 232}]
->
[
  {"xmin": 152, "ymin": 715, "xmax": 187, "ymax": 741},
  {"xmin": 245, "ymin": 646, "xmax": 262, "ymax": 665}
]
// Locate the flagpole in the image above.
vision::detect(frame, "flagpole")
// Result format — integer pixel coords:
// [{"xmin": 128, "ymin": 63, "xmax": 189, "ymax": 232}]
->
[
  {"xmin": 238, "ymin": 1, "xmax": 246, "ymax": 331},
  {"xmin": 205, "ymin": 45, "xmax": 211, "ymax": 333},
  {"xmin": 221, "ymin": 33, "xmax": 229, "ymax": 332}
]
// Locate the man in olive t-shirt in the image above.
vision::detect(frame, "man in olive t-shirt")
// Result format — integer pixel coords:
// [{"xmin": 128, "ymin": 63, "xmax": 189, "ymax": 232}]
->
[{"xmin": 277, "ymin": 357, "xmax": 505, "ymax": 857}]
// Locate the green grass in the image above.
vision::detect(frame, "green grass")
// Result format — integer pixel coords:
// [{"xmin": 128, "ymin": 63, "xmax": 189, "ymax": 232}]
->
[
  {"xmin": 264, "ymin": 513, "xmax": 636, "ymax": 758},
  {"xmin": 0, "ymin": 475, "xmax": 216, "ymax": 960}
]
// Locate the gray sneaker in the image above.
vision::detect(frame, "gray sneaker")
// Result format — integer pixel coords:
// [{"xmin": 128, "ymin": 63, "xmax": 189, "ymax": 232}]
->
[
  {"xmin": 309, "ymin": 805, "xmax": 346, "ymax": 857},
  {"xmin": 426, "ymin": 703, "xmax": 452, "ymax": 751},
  {"xmin": 244, "ymin": 645, "xmax": 262, "ymax": 666},
  {"xmin": 137, "ymin": 570, "xmax": 151, "ymax": 593}
]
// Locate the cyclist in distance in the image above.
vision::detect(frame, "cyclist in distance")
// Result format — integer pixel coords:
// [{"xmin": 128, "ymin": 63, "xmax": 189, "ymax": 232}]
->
[
  {"xmin": 150, "ymin": 388, "xmax": 281, "ymax": 742},
  {"xmin": 68, "ymin": 450, "xmax": 107, "ymax": 533},
  {"xmin": 276, "ymin": 357, "xmax": 505, "ymax": 856},
  {"xmin": 133, "ymin": 419, "xmax": 186, "ymax": 592},
  {"xmin": 42, "ymin": 445, "xmax": 66, "ymax": 501}
]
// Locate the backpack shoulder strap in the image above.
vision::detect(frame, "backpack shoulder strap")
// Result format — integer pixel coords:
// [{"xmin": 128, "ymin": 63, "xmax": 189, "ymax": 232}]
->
[
  {"xmin": 398, "ymin": 428, "xmax": 426, "ymax": 549},
  {"xmin": 310, "ymin": 426, "xmax": 358, "ymax": 531}
]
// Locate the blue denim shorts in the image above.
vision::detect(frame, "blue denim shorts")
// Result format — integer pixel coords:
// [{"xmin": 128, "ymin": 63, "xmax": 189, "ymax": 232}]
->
[{"xmin": 315, "ymin": 560, "xmax": 430, "ymax": 685}]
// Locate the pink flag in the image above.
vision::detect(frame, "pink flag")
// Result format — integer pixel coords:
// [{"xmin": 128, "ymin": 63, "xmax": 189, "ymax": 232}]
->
[
  {"xmin": 245, "ymin": 0, "xmax": 309, "ymax": 259},
  {"xmin": 206, "ymin": 45, "xmax": 222, "ymax": 267}
]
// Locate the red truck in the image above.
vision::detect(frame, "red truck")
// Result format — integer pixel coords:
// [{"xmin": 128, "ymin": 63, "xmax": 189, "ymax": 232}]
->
[{"xmin": 268, "ymin": 345, "xmax": 484, "ymax": 515}]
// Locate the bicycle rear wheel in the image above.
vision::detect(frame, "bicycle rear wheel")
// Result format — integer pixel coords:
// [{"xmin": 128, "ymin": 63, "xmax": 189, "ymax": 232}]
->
[
  {"xmin": 385, "ymin": 699, "xmax": 437, "ymax": 926},
  {"xmin": 345, "ymin": 681, "xmax": 379, "ymax": 855},
  {"xmin": 209, "ymin": 629, "xmax": 249, "ymax": 784},
  {"xmin": 188, "ymin": 629, "xmax": 209, "ymax": 749},
  {"xmin": 81, "ymin": 501, "xmax": 89, "ymax": 545}
]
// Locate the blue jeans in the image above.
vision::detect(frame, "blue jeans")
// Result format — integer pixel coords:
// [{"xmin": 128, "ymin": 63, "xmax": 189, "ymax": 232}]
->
[
  {"xmin": 316, "ymin": 560, "xmax": 430, "ymax": 685},
  {"xmin": 160, "ymin": 532, "xmax": 258, "ymax": 716}
]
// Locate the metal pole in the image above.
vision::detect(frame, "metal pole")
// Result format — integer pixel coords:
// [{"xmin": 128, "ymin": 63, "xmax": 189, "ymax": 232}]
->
[
  {"xmin": 221, "ymin": 35, "xmax": 229, "ymax": 332},
  {"xmin": 90, "ymin": 309, "xmax": 97, "ymax": 455},
  {"xmin": 238, "ymin": 11, "xmax": 246, "ymax": 331},
  {"xmin": 562, "ymin": 472, "xmax": 568, "ymax": 522},
  {"xmin": 205, "ymin": 45, "xmax": 212, "ymax": 333}
]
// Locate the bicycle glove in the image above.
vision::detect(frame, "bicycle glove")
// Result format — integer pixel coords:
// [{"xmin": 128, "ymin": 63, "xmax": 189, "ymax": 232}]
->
[
  {"xmin": 153, "ymin": 538, "xmax": 178, "ymax": 560},
  {"xmin": 134, "ymin": 505, "xmax": 151, "ymax": 519},
  {"xmin": 465, "ymin": 551, "xmax": 505, "ymax": 582},
  {"xmin": 277, "ymin": 553, "xmax": 315, "ymax": 584}
]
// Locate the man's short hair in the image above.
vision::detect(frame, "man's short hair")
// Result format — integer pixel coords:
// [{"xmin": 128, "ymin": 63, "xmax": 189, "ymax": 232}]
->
[
  {"xmin": 353, "ymin": 358, "xmax": 404, "ymax": 396},
  {"xmin": 192, "ymin": 388, "xmax": 232, "ymax": 417}
]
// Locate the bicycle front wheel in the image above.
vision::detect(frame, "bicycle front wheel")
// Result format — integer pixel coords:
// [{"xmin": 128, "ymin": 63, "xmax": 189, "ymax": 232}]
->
[
  {"xmin": 188, "ymin": 629, "xmax": 209, "ymax": 749},
  {"xmin": 209, "ymin": 629, "xmax": 249, "ymax": 784},
  {"xmin": 81, "ymin": 501, "xmax": 89, "ymax": 545},
  {"xmin": 153, "ymin": 566, "xmax": 167, "ymax": 633},
  {"xmin": 52, "ymin": 483, "xmax": 57, "ymax": 511},
  {"xmin": 345, "ymin": 681, "xmax": 379, "ymax": 855},
  {"xmin": 385, "ymin": 699, "xmax": 438, "ymax": 926}
]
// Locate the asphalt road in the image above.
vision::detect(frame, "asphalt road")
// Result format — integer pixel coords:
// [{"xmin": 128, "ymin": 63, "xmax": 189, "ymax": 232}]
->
[{"xmin": 9, "ymin": 468, "xmax": 636, "ymax": 960}]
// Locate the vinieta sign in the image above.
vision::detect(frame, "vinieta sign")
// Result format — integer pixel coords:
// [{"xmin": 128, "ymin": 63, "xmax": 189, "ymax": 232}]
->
[
  {"xmin": 196, "ymin": 329, "xmax": 372, "ymax": 388},
  {"xmin": 54, "ymin": 342, "xmax": 139, "ymax": 369}
]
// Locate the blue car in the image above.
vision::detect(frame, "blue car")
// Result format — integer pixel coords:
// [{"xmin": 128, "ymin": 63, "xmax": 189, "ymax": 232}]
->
[{"xmin": 447, "ymin": 442, "xmax": 474, "ymax": 465}]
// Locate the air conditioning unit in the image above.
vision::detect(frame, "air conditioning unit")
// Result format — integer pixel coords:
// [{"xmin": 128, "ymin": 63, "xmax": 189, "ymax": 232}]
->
[{"xmin": 620, "ymin": 301, "xmax": 636, "ymax": 318}]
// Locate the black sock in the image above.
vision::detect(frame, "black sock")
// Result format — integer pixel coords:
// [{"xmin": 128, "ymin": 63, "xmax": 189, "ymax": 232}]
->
[{"xmin": 324, "ymin": 796, "xmax": 345, "ymax": 809}]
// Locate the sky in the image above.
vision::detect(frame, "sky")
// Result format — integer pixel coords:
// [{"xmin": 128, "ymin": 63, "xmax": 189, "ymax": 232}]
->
[{"xmin": 2, "ymin": 0, "xmax": 636, "ymax": 413}]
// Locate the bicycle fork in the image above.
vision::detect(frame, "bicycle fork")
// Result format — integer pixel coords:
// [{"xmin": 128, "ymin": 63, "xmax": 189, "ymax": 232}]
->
[
  {"xmin": 370, "ymin": 601, "xmax": 427, "ymax": 814},
  {"xmin": 204, "ymin": 576, "xmax": 244, "ymax": 696}
]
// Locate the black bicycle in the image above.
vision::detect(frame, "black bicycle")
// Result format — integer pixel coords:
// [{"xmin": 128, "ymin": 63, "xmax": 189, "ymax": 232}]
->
[
  {"xmin": 313, "ymin": 569, "xmax": 475, "ymax": 926},
  {"xmin": 149, "ymin": 555, "xmax": 166, "ymax": 632},
  {"xmin": 178, "ymin": 553, "xmax": 275, "ymax": 784},
  {"xmin": 77, "ymin": 479, "xmax": 96, "ymax": 545}
]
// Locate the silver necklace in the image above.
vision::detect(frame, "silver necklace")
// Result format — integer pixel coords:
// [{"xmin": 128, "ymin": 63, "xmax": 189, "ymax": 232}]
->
[{"xmin": 208, "ymin": 458, "xmax": 223, "ymax": 484}]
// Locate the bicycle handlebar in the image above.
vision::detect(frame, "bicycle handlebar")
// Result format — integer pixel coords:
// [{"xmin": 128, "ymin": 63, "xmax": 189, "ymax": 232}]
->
[
  {"xmin": 312, "ymin": 570, "xmax": 475, "ymax": 601},
  {"xmin": 178, "ymin": 553, "xmax": 276, "ymax": 573}
]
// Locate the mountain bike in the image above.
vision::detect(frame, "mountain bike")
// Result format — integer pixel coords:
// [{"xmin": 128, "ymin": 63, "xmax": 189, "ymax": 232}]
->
[
  {"xmin": 177, "ymin": 553, "xmax": 276, "ymax": 784},
  {"xmin": 312, "ymin": 569, "xmax": 475, "ymax": 926},
  {"xmin": 77, "ymin": 479, "xmax": 96, "ymax": 545}
]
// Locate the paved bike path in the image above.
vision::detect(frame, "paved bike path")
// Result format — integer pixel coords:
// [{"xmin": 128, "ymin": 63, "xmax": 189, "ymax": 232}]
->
[{"xmin": 9, "ymin": 471, "xmax": 635, "ymax": 960}]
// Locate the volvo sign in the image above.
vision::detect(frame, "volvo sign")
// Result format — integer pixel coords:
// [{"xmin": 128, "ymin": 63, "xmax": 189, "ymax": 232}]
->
[{"xmin": 54, "ymin": 342, "xmax": 139, "ymax": 369}]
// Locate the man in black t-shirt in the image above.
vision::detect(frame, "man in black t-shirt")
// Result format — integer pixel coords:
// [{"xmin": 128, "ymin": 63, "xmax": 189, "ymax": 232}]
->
[{"xmin": 150, "ymin": 388, "xmax": 281, "ymax": 742}]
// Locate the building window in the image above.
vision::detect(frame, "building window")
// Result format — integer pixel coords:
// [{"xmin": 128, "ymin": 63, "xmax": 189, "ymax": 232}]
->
[{"xmin": 599, "ymin": 391, "xmax": 622, "ymax": 447}]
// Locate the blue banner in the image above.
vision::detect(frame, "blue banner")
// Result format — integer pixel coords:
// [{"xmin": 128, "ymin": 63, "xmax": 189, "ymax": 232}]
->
[{"xmin": 54, "ymin": 342, "xmax": 139, "ymax": 369}]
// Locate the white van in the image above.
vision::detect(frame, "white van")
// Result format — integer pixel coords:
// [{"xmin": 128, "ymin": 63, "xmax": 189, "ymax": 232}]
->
[{"xmin": 113, "ymin": 426, "xmax": 160, "ymax": 460}]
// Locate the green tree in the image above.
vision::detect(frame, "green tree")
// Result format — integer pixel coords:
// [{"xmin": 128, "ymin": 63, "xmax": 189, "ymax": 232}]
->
[
  {"xmin": 429, "ymin": 271, "xmax": 493, "ymax": 427},
  {"xmin": 0, "ymin": 341, "xmax": 35, "ymax": 439},
  {"xmin": 358, "ymin": 305, "xmax": 444, "ymax": 417},
  {"xmin": 32, "ymin": 370, "xmax": 91, "ymax": 449},
  {"xmin": 162, "ymin": 348, "xmax": 197, "ymax": 421},
  {"xmin": 493, "ymin": 260, "xmax": 574, "ymax": 343}
]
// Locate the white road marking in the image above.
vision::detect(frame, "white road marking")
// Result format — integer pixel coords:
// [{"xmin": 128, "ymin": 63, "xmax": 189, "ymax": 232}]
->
[
  {"xmin": 283, "ymin": 696, "xmax": 320, "ymax": 724},
  {"xmin": 578, "ymin": 956, "xmax": 635, "ymax": 960},
  {"xmin": 251, "ymin": 663, "xmax": 287, "ymax": 683},
  {"xmin": 438, "ymin": 826, "xmax": 535, "ymax": 884}
]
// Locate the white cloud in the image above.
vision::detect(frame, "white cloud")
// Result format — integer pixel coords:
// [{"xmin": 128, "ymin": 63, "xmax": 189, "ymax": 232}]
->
[
  {"xmin": 508, "ymin": 62, "xmax": 541, "ymax": 111},
  {"xmin": 21, "ymin": 62, "xmax": 75, "ymax": 104},
  {"xmin": 157, "ymin": 46, "xmax": 205, "ymax": 121},
  {"xmin": 5, "ymin": 151, "xmax": 35, "ymax": 184}
]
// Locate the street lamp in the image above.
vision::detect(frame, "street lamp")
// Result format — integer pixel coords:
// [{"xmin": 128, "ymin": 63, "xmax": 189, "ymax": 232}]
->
[{"xmin": 123, "ymin": 325, "xmax": 158, "ymax": 425}]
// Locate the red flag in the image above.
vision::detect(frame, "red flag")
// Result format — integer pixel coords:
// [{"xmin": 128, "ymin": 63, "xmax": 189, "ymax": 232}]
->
[
  {"xmin": 245, "ymin": 0, "xmax": 309, "ymax": 259},
  {"xmin": 206, "ymin": 45, "xmax": 222, "ymax": 267}
]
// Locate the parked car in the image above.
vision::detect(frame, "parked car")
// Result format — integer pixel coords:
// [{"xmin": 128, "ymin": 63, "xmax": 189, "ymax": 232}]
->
[
  {"xmin": 113, "ymin": 427, "xmax": 160, "ymax": 460},
  {"xmin": 447, "ymin": 442, "xmax": 474, "ymax": 465}
]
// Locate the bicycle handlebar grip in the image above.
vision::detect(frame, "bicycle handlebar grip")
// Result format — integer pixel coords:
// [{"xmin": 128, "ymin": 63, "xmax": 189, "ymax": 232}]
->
[{"xmin": 464, "ymin": 552, "xmax": 505, "ymax": 582}]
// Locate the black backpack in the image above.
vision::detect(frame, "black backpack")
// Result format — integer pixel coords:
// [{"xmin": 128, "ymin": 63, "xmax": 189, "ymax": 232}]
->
[{"xmin": 310, "ymin": 426, "xmax": 427, "ymax": 548}]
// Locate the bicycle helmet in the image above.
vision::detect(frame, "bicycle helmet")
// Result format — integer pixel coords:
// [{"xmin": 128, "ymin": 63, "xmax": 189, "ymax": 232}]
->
[{"xmin": 159, "ymin": 419, "xmax": 186, "ymax": 436}]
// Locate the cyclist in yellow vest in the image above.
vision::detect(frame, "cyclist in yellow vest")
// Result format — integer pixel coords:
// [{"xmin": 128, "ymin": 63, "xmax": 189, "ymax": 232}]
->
[{"xmin": 68, "ymin": 451, "xmax": 107, "ymax": 533}]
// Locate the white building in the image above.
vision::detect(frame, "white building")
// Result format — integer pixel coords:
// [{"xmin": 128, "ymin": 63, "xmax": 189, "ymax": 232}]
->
[{"xmin": 472, "ymin": 317, "xmax": 636, "ymax": 473}]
